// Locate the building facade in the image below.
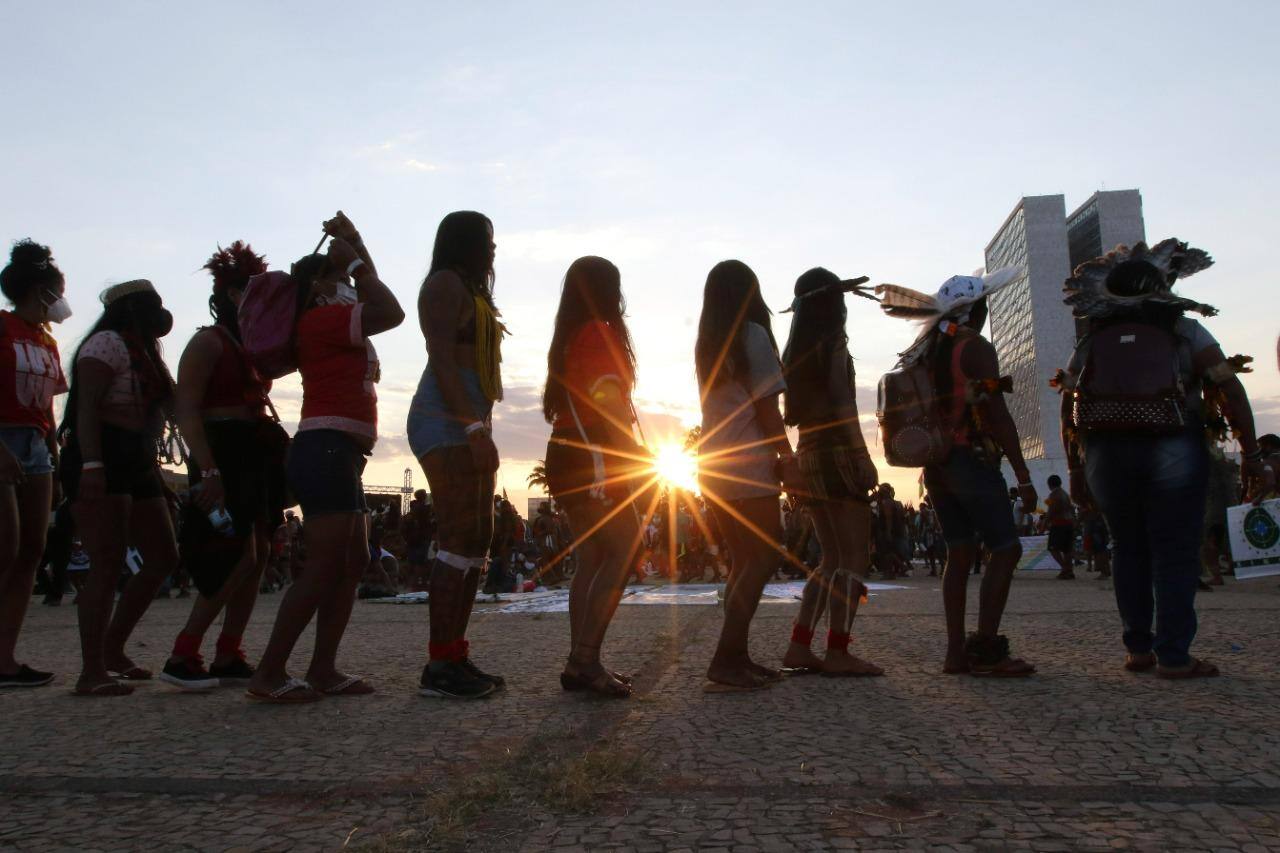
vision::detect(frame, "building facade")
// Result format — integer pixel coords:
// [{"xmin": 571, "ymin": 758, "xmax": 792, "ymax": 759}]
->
[{"xmin": 983, "ymin": 190, "xmax": 1145, "ymax": 493}]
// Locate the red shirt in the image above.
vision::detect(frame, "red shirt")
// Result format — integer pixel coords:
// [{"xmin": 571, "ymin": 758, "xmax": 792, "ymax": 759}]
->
[
  {"xmin": 0, "ymin": 311, "xmax": 67, "ymax": 434},
  {"xmin": 552, "ymin": 320, "xmax": 634, "ymax": 431},
  {"xmin": 296, "ymin": 304, "xmax": 380, "ymax": 441}
]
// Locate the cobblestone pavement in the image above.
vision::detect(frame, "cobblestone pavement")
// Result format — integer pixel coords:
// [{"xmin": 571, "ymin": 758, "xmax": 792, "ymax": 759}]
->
[{"xmin": 3, "ymin": 573, "xmax": 1279, "ymax": 851}]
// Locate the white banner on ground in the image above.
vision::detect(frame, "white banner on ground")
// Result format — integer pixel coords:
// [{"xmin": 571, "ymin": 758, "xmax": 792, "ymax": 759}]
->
[
  {"xmin": 1227, "ymin": 499, "xmax": 1280, "ymax": 580},
  {"xmin": 1016, "ymin": 535, "xmax": 1060, "ymax": 572}
]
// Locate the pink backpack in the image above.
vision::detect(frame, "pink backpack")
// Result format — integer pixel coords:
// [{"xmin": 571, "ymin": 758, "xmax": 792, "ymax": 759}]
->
[{"xmin": 237, "ymin": 271, "xmax": 298, "ymax": 380}]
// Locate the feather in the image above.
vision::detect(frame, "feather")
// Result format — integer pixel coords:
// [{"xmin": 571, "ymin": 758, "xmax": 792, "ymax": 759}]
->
[
  {"xmin": 204, "ymin": 240, "xmax": 268, "ymax": 293},
  {"xmin": 875, "ymin": 284, "xmax": 939, "ymax": 319}
]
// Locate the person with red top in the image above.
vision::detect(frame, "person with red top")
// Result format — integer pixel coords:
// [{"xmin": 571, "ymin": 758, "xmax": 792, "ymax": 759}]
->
[
  {"xmin": 406, "ymin": 212, "xmax": 504, "ymax": 700},
  {"xmin": 159, "ymin": 241, "xmax": 289, "ymax": 690},
  {"xmin": 0, "ymin": 240, "xmax": 71, "ymax": 689},
  {"xmin": 59, "ymin": 279, "xmax": 180, "ymax": 696},
  {"xmin": 246, "ymin": 212, "xmax": 404, "ymax": 703},
  {"xmin": 543, "ymin": 256, "xmax": 654, "ymax": 698}
]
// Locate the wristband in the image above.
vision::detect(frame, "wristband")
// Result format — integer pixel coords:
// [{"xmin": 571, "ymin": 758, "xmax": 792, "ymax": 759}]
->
[
  {"xmin": 1015, "ymin": 471, "xmax": 1032, "ymax": 485},
  {"xmin": 82, "ymin": 461, "xmax": 105, "ymax": 471},
  {"xmin": 202, "ymin": 468, "xmax": 222, "ymax": 479},
  {"xmin": 464, "ymin": 421, "xmax": 488, "ymax": 437},
  {"xmin": 346, "ymin": 258, "xmax": 367, "ymax": 277}
]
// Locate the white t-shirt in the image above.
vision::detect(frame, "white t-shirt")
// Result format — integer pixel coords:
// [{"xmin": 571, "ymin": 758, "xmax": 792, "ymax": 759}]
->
[{"xmin": 698, "ymin": 321, "xmax": 787, "ymax": 501}]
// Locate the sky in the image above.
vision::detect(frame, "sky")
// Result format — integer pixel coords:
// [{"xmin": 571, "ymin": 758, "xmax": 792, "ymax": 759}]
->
[{"xmin": 3, "ymin": 1, "xmax": 1279, "ymax": 511}]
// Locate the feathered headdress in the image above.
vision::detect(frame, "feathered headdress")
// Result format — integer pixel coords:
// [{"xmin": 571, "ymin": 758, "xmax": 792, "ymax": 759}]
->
[
  {"xmin": 1063, "ymin": 238, "xmax": 1215, "ymax": 320},
  {"xmin": 779, "ymin": 275, "xmax": 879, "ymax": 313},
  {"xmin": 876, "ymin": 266, "xmax": 1023, "ymax": 363},
  {"xmin": 204, "ymin": 241, "xmax": 268, "ymax": 294}
]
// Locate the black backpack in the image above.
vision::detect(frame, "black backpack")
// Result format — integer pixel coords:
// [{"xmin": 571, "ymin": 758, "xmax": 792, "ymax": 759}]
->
[{"xmin": 1071, "ymin": 322, "xmax": 1189, "ymax": 433}]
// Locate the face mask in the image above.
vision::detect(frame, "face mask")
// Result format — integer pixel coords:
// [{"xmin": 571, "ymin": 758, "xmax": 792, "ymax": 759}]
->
[
  {"xmin": 42, "ymin": 295, "xmax": 73, "ymax": 324},
  {"xmin": 153, "ymin": 309, "xmax": 174, "ymax": 338},
  {"xmin": 319, "ymin": 281, "xmax": 358, "ymax": 306}
]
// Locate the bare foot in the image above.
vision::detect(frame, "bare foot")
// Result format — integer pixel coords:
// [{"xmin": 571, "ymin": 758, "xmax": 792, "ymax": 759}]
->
[
  {"xmin": 707, "ymin": 657, "xmax": 771, "ymax": 689},
  {"xmin": 781, "ymin": 643, "xmax": 825, "ymax": 671},
  {"xmin": 943, "ymin": 652, "xmax": 970, "ymax": 674},
  {"xmin": 746, "ymin": 659, "xmax": 782, "ymax": 682},
  {"xmin": 822, "ymin": 650, "xmax": 884, "ymax": 676}
]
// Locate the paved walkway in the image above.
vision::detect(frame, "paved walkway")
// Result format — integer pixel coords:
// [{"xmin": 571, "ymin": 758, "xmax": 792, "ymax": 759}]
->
[{"xmin": 4, "ymin": 573, "xmax": 1280, "ymax": 851}]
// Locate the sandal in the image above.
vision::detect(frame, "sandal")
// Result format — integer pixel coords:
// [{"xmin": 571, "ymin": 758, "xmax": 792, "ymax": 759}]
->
[
  {"xmin": 318, "ymin": 675, "xmax": 374, "ymax": 696},
  {"xmin": 559, "ymin": 670, "xmax": 632, "ymax": 691},
  {"xmin": 246, "ymin": 677, "xmax": 322, "ymax": 703},
  {"xmin": 73, "ymin": 680, "xmax": 134, "ymax": 697},
  {"xmin": 109, "ymin": 666, "xmax": 153, "ymax": 681},
  {"xmin": 1156, "ymin": 658, "xmax": 1220, "ymax": 680},
  {"xmin": 1124, "ymin": 652, "xmax": 1157, "ymax": 672}
]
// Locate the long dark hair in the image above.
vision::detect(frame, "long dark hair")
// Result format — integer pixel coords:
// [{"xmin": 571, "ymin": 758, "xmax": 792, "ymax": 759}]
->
[
  {"xmin": 289, "ymin": 253, "xmax": 329, "ymax": 318},
  {"xmin": 694, "ymin": 260, "xmax": 776, "ymax": 392},
  {"xmin": 542, "ymin": 256, "xmax": 636, "ymax": 424},
  {"xmin": 782, "ymin": 268, "xmax": 852, "ymax": 426},
  {"xmin": 203, "ymin": 241, "xmax": 267, "ymax": 341},
  {"xmin": 428, "ymin": 211, "xmax": 495, "ymax": 307},
  {"xmin": 59, "ymin": 290, "xmax": 175, "ymax": 440}
]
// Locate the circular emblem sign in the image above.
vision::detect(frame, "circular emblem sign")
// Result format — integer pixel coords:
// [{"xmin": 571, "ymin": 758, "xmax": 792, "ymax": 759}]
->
[{"xmin": 1243, "ymin": 506, "xmax": 1280, "ymax": 551}]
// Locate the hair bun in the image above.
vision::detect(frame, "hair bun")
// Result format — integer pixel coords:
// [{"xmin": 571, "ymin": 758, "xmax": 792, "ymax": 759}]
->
[{"xmin": 9, "ymin": 239, "xmax": 53, "ymax": 270}]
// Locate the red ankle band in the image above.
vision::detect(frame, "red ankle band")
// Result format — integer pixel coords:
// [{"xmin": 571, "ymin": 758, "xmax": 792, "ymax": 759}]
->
[
  {"xmin": 172, "ymin": 632, "xmax": 203, "ymax": 660},
  {"xmin": 214, "ymin": 634, "xmax": 244, "ymax": 660},
  {"xmin": 429, "ymin": 639, "xmax": 470, "ymax": 663},
  {"xmin": 791, "ymin": 624, "xmax": 815, "ymax": 647},
  {"xmin": 827, "ymin": 631, "xmax": 851, "ymax": 651}
]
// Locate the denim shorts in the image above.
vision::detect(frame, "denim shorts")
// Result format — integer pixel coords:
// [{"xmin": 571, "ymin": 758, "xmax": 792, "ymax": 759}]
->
[
  {"xmin": 922, "ymin": 447, "xmax": 1019, "ymax": 551},
  {"xmin": 286, "ymin": 429, "xmax": 368, "ymax": 516},
  {"xmin": 0, "ymin": 426, "xmax": 53, "ymax": 476},
  {"xmin": 406, "ymin": 365, "xmax": 493, "ymax": 458}
]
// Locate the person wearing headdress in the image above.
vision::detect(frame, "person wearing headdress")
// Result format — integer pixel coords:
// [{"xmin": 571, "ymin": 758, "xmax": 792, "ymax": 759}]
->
[
  {"xmin": 877, "ymin": 267, "xmax": 1038, "ymax": 677},
  {"xmin": 158, "ymin": 241, "xmax": 288, "ymax": 690},
  {"xmin": 0, "ymin": 240, "xmax": 71, "ymax": 688},
  {"xmin": 777, "ymin": 268, "xmax": 883, "ymax": 677},
  {"xmin": 1055, "ymin": 239, "xmax": 1269, "ymax": 679},
  {"xmin": 58, "ymin": 278, "xmax": 179, "ymax": 695}
]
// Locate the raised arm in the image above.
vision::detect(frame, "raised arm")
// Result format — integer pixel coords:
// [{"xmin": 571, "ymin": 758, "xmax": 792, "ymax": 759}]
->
[{"xmin": 325, "ymin": 238, "xmax": 404, "ymax": 337}]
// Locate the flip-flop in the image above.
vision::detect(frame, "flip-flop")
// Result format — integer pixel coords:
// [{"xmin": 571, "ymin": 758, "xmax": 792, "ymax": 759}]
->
[
  {"xmin": 73, "ymin": 680, "xmax": 134, "ymax": 697},
  {"xmin": 318, "ymin": 675, "xmax": 375, "ymax": 696},
  {"xmin": 109, "ymin": 667, "xmax": 153, "ymax": 681},
  {"xmin": 780, "ymin": 666, "xmax": 822, "ymax": 676},
  {"xmin": 1156, "ymin": 658, "xmax": 1220, "ymax": 680},
  {"xmin": 246, "ymin": 677, "xmax": 322, "ymax": 704}
]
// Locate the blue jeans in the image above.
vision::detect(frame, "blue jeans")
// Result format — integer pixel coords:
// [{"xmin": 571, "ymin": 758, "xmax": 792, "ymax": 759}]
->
[{"xmin": 1084, "ymin": 429, "xmax": 1209, "ymax": 667}]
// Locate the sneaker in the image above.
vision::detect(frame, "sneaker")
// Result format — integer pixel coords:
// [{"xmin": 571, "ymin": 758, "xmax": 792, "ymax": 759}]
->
[
  {"xmin": 0, "ymin": 664, "xmax": 55, "ymax": 688},
  {"xmin": 419, "ymin": 662, "xmax": 495, "ymax": 700},
  {"xmin": 459, "ymin": 658, "xmax": 505, "ymax": 690},
  {"xmin": 158, "ymin": 657, "xmax": 219, "ymax": 691},
  {"xmin": 209, "ymin": 657, "xmax": 255, "ymax": 681}
]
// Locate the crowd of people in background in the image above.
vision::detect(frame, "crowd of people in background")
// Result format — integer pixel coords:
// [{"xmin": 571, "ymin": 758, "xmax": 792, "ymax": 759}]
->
[{"xmin": 1, "ymin": 219, "xmax": 1272, "ymax": 699}]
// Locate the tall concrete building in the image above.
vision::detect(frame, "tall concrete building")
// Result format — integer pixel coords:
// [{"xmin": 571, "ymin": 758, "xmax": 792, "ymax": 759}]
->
[{"xmin": 983, "ymin": 190, "xmax": 1145, "ymax": 490}]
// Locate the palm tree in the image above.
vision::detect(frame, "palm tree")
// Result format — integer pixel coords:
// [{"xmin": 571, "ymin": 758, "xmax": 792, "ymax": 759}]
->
[{"xmin": 527, "ymin": 459, "xmax": 549, "ymax": 493}]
